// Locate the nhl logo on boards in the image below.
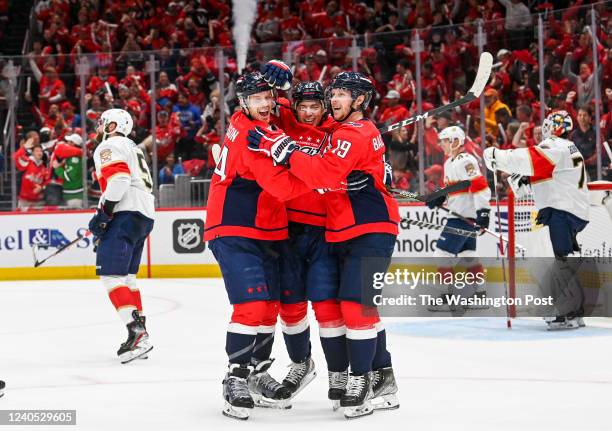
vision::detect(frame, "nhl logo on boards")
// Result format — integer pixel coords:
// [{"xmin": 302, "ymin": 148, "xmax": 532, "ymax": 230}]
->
[{"xmin": 173, "ymin": 219, "xmax": 205, "ymax": 253}]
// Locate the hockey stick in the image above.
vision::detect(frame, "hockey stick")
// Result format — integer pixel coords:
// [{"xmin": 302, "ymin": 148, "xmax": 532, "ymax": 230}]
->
[
  {"xmin": 379, "ymin": 52, "xmax": 493, "ymax": 134},
  {"xmin": 491, "ymin": 168, "xmax": 512, "ymax": 329},
  {"xmin": 390, "ymin": 180, "xmax": 471, "ymax": 203},
  {"xmin": 402, "ymin": 217, "xmax": 477, "ymax": 238},
  {"xmin": 33, "ymin": 231, "xmax": 92, "ymax": 268},
  {"xmin": 603, "ymin": 141, "xmax": 612, "ymax": 167}
]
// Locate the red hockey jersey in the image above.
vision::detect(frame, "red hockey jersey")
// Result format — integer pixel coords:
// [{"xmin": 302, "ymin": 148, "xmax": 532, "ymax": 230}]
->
[
  {"xmin": 289, "ymin": 119, "xmax": 400, "ymax": 242},
  {"xmin": 273, "ymin": 101, "xmax": 333, "ymax": 226},
  {"xmin": 204, "ymin": 111, "xmax": 313, "ymax": 241}
]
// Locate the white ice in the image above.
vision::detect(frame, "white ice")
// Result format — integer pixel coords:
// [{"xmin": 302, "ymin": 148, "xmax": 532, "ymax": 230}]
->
[{"xmin": 1, "ymin": 278, "xmax": 612, "ymax": 431}]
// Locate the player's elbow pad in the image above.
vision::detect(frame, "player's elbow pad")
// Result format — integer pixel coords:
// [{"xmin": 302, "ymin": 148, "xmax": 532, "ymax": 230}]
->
[{"xmin": 104, "ymin": 175, "xmax": 131, "ymax": 202}]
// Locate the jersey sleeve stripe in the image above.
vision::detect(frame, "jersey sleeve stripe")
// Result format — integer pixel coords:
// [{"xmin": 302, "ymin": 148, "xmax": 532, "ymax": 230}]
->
[
  {"xmin": 468, "ymin": 175, "xmax": 489, "ymax": 193},
  {"xmin": 101, "ymin": 161, "xmax": 130, "ymax": 181},
  {"xmin": 528, "ymin": 146, "xmax": 555, "ymax": 181}
]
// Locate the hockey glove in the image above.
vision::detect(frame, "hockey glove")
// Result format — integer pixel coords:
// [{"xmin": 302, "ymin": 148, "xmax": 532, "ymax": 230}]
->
[
  {"xmin": 345, "ymin": 170, "xmax": 369, "ymax": 195},
  {"xmin": 384, "ymin": 161, "xmax": 393, "ymax": 188},
  {"xmin": 508, "ymin": 173, "xmax": 532, "ymax": 198},
  {"xmin": 88, "ymin": 200, "xmax": 117, "ymax": 237},
  {"xmin": 261, "ymin": 60, "xmax": 293, "ymax": 90},
  {"xmin": 475, "ymin": 208, "xmax": 490, "ymax": 232},
  {"xmin": 247, "ymin": 126, "xmax": 297, "ymax": 165},
  {"xmin": 483, "ymin": 147, "xmax": 497, "ymax": 171},
  {"xmin": 426, "ymin": 190, "xmax": 446, "ymax": 209}
]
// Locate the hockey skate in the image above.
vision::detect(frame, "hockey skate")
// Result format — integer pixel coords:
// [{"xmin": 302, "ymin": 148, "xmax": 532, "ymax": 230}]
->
[
  {"xmin": 463, "ymin": 290, "xmax": 490, "ymax": 310},
  {"xmin": 222, "ymin": 364, "xmax": 255, "ymax": 420},
  {"xmin": 328, "ymin": 370, "xmax": 348, "ymax": 411},
  {"xmin": 341, "ymin": 373, "xmax": 374, "ymax": 419},
  {"xmin": 370, "ymin": 367, "xmax": 400, "ymax": 411},
  {"xmin": 0, "ymin": 380, "xmax": 4, "ymax": 398},
  {"xmin": 248, "ymin": 359, "xmax": 292, "ymax": 409},
  {"xmin": 117, "ymin": 311, "xmax": 153, "ymax": 364},
  {"xmin": 137, "ymin": 314, "xmax": 149, "ymax": 360},
  {"xmin": 544, "ymin": 316, "xmax": 580, "ymax": 330},
  {"xmin": 282, "ymin": 356, "xmax": 316, "ymax": 398}
]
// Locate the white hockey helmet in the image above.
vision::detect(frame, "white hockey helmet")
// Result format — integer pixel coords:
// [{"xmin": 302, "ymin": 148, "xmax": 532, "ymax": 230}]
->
[
  {"xmin": 438, "ymin": 125, "xmax": 465, "ymax": 149},
  {"xmin": 99, "ymin": 108, "xmax": 133, "ymax": 137},
  {"xmin": 542, "ymin": 110, "xmax": 572, "ymax": 140}
]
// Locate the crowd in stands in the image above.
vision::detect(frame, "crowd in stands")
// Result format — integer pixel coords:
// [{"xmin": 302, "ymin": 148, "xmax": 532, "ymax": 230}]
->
[{"xmin": 4, "ymin": 0, "xmax": 612, "ymax": 209}]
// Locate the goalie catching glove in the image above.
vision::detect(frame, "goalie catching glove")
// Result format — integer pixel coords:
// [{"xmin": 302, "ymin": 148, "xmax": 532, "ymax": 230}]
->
[
  {"xmin": 261, "ymin": 60, "xmax": 293, "ymax": 91},
  {"xmin": 247, "ymin": 126, "xmax": 297, "ymax": 165}
]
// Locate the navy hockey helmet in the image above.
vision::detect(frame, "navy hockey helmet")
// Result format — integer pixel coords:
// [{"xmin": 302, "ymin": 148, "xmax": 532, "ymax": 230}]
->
[
  {"xmin": 293, "ymin": 81, "xmax": 325, "ymax": 112},
  {"xmin": 325, "ymin": 72, "xmax": 375, "ymax": 112},
  {"xmin": 236, "ymin": 72, "xmax": 274, "ymax": 111}
]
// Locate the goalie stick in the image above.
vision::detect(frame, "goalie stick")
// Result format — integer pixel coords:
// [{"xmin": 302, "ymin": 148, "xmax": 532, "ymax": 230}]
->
[
  {"xmin": 33, "ymin": 231, "xmax": 92, "ymax": 268},
  {"xmin": 390, "ymin": 180, "xmax": 471, "ymax": 203},
  {"xmin": 402, "ymin": 217, "xmax": 477, "ymax": 238},
  {"xmin": 379, "ymin": 52, "xmax": 493, "ymax": 134}
]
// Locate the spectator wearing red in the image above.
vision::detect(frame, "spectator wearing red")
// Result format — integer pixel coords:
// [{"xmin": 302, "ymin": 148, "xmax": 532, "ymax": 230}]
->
[
  {"xmin": 15, "ymin": 144, "xmax": 50, "ymax": 209},
  {"xmin": 420, "ymin": 61, "xmax": 448, "ymax": 105},
  {"xmin": 387, "ymin": 59, "xmax": 415, "ymax": 104},
  {"xmin": 157, "ymin": 71, "xmax": 178, "ymax": 107},
  {"xmin": 378, "ymin": 90, "xmax": 409, "ymax": 127},
  {"xmin": 424, "ymin": 164, "xmax": 443, "ymax": 194},
  {"xmin": 142, "ymin": 110, "xmax": 182, "ymax": 161},
  {"xmin": 37, "ymin": 66, "xmax": 65, "ymax": 115},
  {"xmin": 87, "ymin": 65, "xmax": 118, "ymax": 96}
]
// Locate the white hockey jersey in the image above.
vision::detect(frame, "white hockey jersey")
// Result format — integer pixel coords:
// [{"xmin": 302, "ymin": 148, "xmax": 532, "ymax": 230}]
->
[
  {"xmin": 93, "ymin": 136, "xmax": 155, "ymax": 220},
  {"xmin": 492, "ymin": 137, "xmax": 589, "ymax": 222},
  {"xmin": 443, "ymin": 152, "xmax": 491, "ymax": 218}
]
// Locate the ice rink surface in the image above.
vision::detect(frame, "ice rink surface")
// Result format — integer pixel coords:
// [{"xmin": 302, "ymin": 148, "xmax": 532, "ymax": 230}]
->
[{"xmin": 1, "ymin": 278, "xmax": 612, "ymax": 431}]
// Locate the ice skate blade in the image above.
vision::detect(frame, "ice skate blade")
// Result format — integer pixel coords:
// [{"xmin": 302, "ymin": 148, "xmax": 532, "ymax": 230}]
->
[
  {"xmin": 119, "ymin": 345, "xmax": 153, "ymax": 364},
  {"xmin": 546, "ymin": 322, "xmax": 580, "ymax": 331},
  {"xmin": 372, "ymin": 394, "xmax": 400, "ymax": 411},
  {"xmin": 344, "ymin": 401, "xmax": 373, "ymax": 419},
  {"xmin": 252, "ymin": 393, "xmax": 292, "ymax": 410},
  {"xmin": 288, "ymin": 370, "xmax": 316, "ymax": 399},
  {"xmin": 222, "ymin": 402, "xmax": 250, "ymax": 420},
  {"xmin": 332, "ymin": 400, "xmax": 341, "ymax": 411}
]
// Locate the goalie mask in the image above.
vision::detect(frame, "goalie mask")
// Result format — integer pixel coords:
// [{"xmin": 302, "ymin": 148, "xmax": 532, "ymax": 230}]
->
[{"xmin": 542, "ymin": 110, "xmax": 573, "ymax": 140}]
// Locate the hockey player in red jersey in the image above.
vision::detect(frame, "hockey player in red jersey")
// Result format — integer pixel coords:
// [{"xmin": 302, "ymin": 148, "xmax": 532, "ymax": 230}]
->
[
  {"xmin": 268, "ymin": 81, "xmax": 354, "ymax": 405},
  {"xmin": 204, "ymin": 72, "xmax": 318, "ymax": 420},
  {"xmin": 248, "ymin": 70, "xmax": 400, "ymax": 419}
]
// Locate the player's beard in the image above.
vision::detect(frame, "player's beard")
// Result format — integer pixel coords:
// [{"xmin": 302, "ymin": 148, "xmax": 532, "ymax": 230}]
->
[{"xmin": 95, "ymin": 131, "xmax": 105, "ymax": 144}]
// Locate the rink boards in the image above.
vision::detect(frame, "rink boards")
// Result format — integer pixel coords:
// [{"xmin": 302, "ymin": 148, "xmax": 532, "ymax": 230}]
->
[{"xmin": 0, "ymin": 205, "xmax": 610, "ymax": 280}]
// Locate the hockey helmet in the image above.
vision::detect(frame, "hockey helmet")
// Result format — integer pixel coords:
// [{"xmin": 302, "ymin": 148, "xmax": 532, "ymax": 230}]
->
[
  {"xmin": 236, "ymin": 71, "xmax": 274, "ymax": 111},
  {"xmin": 542, "ymin": 110, "xmax": 573, "ymax": 139},
  {"xmin": 438, "ymin": 125, "xmax": 465, "ymax": 149},
  {"xmin": 325, "ymin": 72, "xmax": 375, "ymax": 111},
  {"xmin": 99, "ymin": 108, "xmax": 133, "ymax": 137}
]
